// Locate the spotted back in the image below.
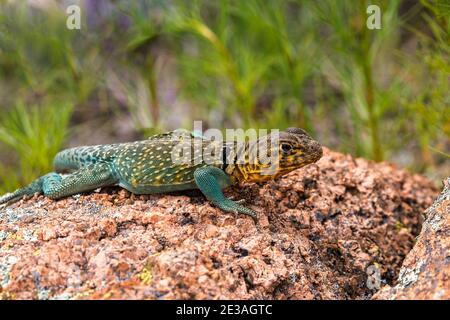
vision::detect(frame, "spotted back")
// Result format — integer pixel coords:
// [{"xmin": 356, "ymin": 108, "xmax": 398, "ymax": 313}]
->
[
  {"xmin": 114, "ymin": 139, "xmax": 223, "ymax": 189},
  {"xmin": 54, "ymin": 144, "xmax": 123, "ymax": 172}
]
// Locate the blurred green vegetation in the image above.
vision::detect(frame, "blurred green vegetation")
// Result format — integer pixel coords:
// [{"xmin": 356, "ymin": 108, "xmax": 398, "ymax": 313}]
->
[{"xmin": 0, "ymin": 0, "xmax": 448, "ymax": 192}]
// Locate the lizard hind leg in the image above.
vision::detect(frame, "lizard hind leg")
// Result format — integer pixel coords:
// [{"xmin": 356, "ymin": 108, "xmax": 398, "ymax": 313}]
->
[
  {"xmin": 0, "ymin": 163, "xmax": 118, "ymax": 206},
  {"xmin": 42, "ymin": 163, "xmax": 119, "ymax": 199}
]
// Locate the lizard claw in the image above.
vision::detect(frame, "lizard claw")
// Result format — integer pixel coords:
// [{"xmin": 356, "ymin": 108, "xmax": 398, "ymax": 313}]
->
[
  {"xmin": 227, "ymin": 196, "xmax": 246, "ymax": 204},
  {"xmin": 249, "ymin": 211, "xmax": 259, "ymax": 225},
  {"xmin": 231, "ymin": 208, "xmax": 258, "ymax": 225}
]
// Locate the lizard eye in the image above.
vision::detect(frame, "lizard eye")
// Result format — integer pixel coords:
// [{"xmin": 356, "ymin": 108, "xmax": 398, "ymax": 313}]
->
[{"xmin": 280, "ymin": 143, "xmax": 292, "ymax": 154}]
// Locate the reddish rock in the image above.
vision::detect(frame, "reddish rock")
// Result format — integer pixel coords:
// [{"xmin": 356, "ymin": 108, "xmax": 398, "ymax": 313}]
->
[
  {"xmin": 373, "ymin": 178, "xmax": 450, "ymax": 300},
  {"xmin": 0, "ymin": 148, "xmax": 438, "ymax": 300}
]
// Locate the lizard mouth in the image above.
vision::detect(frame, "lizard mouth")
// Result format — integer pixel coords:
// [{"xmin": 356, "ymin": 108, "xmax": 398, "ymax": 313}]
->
[
  {"xmin": 285, "ymin": 148, "xmax": 323, "ymax": 167},
  {"xmin": 251, "ymin": 159, "xmax": 320, "ymax": 178}
]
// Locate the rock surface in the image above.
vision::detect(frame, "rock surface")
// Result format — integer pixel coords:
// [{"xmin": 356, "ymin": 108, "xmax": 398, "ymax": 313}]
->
[
  {"xmin": 373, "ymin": 178, "xmax": 450, "ymax": 300},
  {"xmin": 0, "ymin": 148, "xmax": 438, "ymax": 300}
]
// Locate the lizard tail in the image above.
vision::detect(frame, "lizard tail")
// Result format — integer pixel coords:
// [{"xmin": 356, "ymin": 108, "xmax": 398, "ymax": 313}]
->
[
  {"xmin": 0, "ymin": 189, "xmax": 28, "ymax": 205},
  {"xmin": 0, "ymin": 179, "xmax": 44, "ymax": 206}
]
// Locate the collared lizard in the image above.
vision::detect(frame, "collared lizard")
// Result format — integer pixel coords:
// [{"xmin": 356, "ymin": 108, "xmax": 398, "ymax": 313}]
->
[{"xmin": 0, "ymin": 127, "xmax": 323, "ymax": 221}]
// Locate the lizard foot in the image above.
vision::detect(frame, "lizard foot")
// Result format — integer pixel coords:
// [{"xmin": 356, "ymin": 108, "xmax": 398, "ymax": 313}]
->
[{"xmin": 231, "ymin": 206, "xmax": 258, "ymax": 224}]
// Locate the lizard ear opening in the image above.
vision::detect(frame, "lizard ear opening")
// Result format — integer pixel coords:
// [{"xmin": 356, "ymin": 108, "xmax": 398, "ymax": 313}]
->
[{"xmin": 286, "ymin": 127, "xmax": 309, "ymax": 136}]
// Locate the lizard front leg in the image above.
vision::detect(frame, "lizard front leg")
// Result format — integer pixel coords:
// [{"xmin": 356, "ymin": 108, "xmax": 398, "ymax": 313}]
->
[{"xmin": 193, "ymin": 166, "xmax": 258, "ymax": 222}]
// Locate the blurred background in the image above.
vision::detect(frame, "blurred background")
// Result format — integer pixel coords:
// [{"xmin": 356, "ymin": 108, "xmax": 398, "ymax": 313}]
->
[{"xmin": 0, "ymin": 0, "xmax": 448, "ymax": 193}]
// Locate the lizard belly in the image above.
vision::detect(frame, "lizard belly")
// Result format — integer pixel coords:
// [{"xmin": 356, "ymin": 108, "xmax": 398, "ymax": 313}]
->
[
  {"xmin": 114, "ymin": 159, "xmax": 202, "ymax": 194},
  {"xmin": 118, "ymin": 180, "xmax": 198, "ymax": 194}
]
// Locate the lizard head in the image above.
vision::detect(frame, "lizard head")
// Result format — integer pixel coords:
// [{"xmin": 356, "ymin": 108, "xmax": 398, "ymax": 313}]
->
[
  {"xmin": 232, "ymin": 127, "xmax": 323, "ymax": 183},
  {"xmin": 275, "ymin": 127, "xmax": 323, "ymax": 174}
]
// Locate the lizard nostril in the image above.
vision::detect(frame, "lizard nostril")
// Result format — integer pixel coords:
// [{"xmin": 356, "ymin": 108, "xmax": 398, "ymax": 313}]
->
[{"xmin": 313, "ymin": 143, "xmax": 323, "ymax": 159}]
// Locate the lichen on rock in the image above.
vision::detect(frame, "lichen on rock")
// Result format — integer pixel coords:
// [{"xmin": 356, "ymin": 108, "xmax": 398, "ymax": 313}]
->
[{"xmin": 373, "ymin": 178, "xmax": 450, "ymax": 300}]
